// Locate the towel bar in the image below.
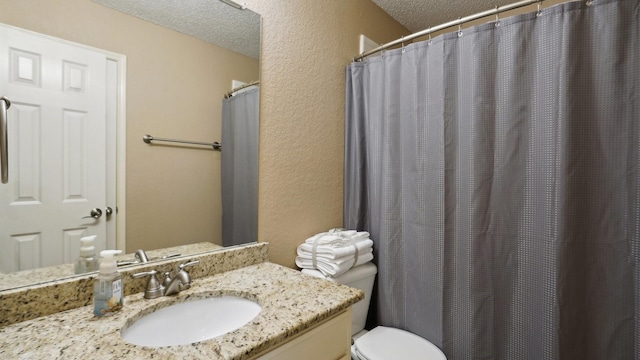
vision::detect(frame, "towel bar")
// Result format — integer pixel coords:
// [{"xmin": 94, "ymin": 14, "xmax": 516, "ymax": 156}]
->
[{"xmin": 143, "ymin": 134, "xmax": 221, "ymax": 150}]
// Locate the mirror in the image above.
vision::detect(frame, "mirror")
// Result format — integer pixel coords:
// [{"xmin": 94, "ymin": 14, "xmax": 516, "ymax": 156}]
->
[{"xmin": 0, "ymin": 0, "xmax": 260, "ymax": 291}]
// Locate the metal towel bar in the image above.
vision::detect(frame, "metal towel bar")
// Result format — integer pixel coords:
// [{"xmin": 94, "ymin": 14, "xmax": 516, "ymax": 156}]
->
[{"xmin": 142, "ymin": 134, "xmax": 221, "ymax": 150}]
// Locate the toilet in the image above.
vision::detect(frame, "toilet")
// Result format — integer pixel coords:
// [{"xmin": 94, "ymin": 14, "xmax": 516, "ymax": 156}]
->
[{"xmin": 302, "ymin": 262, "xmax": 447, "ymax": 360}]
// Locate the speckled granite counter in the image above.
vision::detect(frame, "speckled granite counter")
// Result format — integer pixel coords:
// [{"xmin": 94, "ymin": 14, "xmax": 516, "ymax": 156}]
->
[
  {"xmin": 0, "ymin": 262, "xmax": 363, "ymax": 360},
  {"xmin": 0, "ymin": 242, "xmax": 222, "ymax": 291},
  {"xmin": 0, "ymin": 243, "xmax": 266, "ymax": 327}
]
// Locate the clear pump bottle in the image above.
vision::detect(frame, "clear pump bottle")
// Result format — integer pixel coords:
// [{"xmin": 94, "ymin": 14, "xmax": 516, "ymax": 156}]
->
[
  {"xmin": 94, "ymin": 250, "xmax": 124, "ymax": 317},
  {"xmin": 74, "ymin": 235, "xmax": 99, "ymax": 274}
]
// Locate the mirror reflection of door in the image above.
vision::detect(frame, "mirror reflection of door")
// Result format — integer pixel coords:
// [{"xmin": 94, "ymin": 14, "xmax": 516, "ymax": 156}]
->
[{"xmin": 0, "ymin": 24, "xmax": 116, "ymax": 273}]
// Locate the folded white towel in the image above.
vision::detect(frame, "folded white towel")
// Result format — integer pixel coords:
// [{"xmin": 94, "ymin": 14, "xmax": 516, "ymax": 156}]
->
[
  {"xmin": 295, "ymin": 251, "xmax": 374, "ymax": 277},
  {"xmin": 345, "ymin": 231, "xmax": 371, "ymax": 242},
  {"xmin": 297, "ymin": 249, "xmax": 372, "ymax": 268},
  {"xmin": 296, "ymin": 229, "xmax": 375, "ymax": 276},
  {"xmin": 304, "ymin": 231, "xmax": 370, "ymax": 245},
  {"xmin": 297, "ymin": 239, "xmax": 373, "ymax": 259}
]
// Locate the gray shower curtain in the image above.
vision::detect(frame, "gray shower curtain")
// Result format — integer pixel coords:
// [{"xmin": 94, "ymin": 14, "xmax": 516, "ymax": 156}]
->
[
  {"xmin": 344, "ymin": 0, "xmax": 639, "ymax": 359},
  {"xmin": 221, "ymin": 87, "xmax": 259, "ymax": 246}
]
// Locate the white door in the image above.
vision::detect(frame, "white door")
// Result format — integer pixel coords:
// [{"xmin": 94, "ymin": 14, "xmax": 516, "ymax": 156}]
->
[{"xmin": 0, "ymin": 24, "xmax": 110, "ymax": 273}]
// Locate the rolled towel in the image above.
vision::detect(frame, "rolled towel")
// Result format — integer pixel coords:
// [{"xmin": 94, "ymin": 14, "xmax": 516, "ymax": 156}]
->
[
  {"xmin": 297, "ymin": 239, "xmax": 373, "ymax": 259},
  {"xmin": 295, "ymin": 251, "xmax": 374, "ymax": 277}
]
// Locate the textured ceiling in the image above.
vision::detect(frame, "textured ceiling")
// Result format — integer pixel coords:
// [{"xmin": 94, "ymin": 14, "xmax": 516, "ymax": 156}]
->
[
  {"xmin": 371, "ymin": 0, "xmax": 520, "ymax": 33},
  {"xmin": 91, "ymin": 0, "xmax": 260, "ymax": 59},
  {"xmin": 89, "ymin": 1, "xmax": 554, "ymax": 60}
]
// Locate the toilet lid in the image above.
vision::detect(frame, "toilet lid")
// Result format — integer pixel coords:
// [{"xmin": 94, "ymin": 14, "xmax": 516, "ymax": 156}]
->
[{"xmin": 354, "ymin": 326, "xmax": 447, "ymax": 360}]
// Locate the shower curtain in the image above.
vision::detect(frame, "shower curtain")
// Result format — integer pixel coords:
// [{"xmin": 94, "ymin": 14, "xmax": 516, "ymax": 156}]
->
[
  {"xmin": 344, "ymin": 0, "xmax": 639, "ymax": 359},
  {"xmin": 221, "ymin": 87, "xmax": 259, "ymax": 246}
]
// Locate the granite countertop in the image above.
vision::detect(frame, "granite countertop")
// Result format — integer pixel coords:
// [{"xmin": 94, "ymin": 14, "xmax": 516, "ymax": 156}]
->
[
  {"xmin": 0, "ymin": 262, "xmax": 363, "ymax": 360},
  {"xmin": 0, "ymin": 242, "xmax": 222, "ymax": 291}
]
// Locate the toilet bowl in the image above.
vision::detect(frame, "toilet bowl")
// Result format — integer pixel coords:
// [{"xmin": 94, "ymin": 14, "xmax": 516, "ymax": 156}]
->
[{"xmin": 302, "ymin": 262, "xmax": 446, "ymax": 360}]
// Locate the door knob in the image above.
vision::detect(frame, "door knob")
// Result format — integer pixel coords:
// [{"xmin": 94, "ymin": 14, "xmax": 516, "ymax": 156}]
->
[
  {"xmin": 82, "ymin": 208, "xmax": 103, "ymax": 219},
  {"xmin": 105, "ymin": 207, "xmax": 113, "ymax": 217}
]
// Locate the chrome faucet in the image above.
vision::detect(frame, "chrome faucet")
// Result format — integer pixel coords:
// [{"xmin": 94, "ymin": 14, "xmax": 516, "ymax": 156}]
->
[
  {"xmin": 134, "ymin": 249, "xmax": 150, "ymax": 263},
  {"xmin": 118, "ymin": 251, "xmax": 181, "ymax": 267},
  {"xmin": 132, "ymin": 269, "xmax": 164, "ymax": 299},
  {"xmin": 132, "ymin": 259, "xmax": 199, "ymax": 299},
  {"xmin": 164, "ymin": 260, "xmax": 199, "ymax": 296}
]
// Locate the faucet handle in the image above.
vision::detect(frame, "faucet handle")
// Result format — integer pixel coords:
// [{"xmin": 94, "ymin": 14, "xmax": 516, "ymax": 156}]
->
[
  {"xmin": 132, "ymin": 270, "xmax": 164, "ymax": 299},
  {"xmin": 132, "ymin": 269, "xmax": 157, "ymax": 279},
  {"xmin": 179, "ymin": 259, "xmax": 200, "ymax": 270}
]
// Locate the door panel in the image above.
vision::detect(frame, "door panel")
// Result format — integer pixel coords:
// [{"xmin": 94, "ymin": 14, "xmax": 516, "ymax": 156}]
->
[
  {"xmin": 0, "ymin": 24, "xmax": 109, "ymax": 273},
  {"xmin": 11, "ymin": 102, "xmax": 40, "ymax": 204}
]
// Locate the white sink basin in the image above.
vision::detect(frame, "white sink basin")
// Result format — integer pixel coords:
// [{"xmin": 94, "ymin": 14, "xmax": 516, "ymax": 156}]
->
[{"xmin": 121, "ymin": 296, "xmax": 261, "ymax": 347}]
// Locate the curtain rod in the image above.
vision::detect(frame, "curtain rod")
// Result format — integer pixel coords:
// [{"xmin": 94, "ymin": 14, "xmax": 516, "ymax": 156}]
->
[
  {"xmin": 224, "ymin": 80, "xmax": 260, "ymax": 99},
  {"xmin": 355, "ymin": 0, "xmax": 541, "ymax": 61}
]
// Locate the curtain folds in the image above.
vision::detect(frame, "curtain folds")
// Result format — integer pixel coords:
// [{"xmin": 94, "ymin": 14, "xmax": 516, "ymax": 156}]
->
[
  {"xmin": 344, "ymin": 1, "xmax": 639, "ymax": 359},
  {"xmin": 221, "ymin": 87, "xmax": 259, "ymax": 247}
]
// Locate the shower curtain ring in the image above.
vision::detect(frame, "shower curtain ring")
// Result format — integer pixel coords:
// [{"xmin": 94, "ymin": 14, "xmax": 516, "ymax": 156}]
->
[
  {"xmin": 585, "ymin": 0, "xmax": 594, "ymax": 6},
  {"xmin": 537, "ymin": 1, "xmax": 543, "ymax": 17},
  {"xmin": 458, "ymin": 19, "xmax": 463, "ymax": 37},
  {"xmin": 427, "ymin": 27, "xmax": 433, "ymax": 45},
  {"xmin": 495, "ymin": 7, "xmax": 501, "ymax": 27},
  {"xmin": 401, "ymin": 36, "xmax": 406, "ymax": 53}
]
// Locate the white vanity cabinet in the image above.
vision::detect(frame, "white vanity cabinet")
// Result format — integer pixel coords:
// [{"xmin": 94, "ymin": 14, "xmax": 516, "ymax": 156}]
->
[{"xmin": 251, "ymin": 308, "xmax": 352, "ymax": 360}]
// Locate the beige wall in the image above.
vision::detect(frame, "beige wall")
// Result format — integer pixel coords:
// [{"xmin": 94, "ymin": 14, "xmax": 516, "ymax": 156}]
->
[
  {"xmin": 0, "ymin": 0, "xmax": 259, "ymax": 252},
  {"xmin": 245, "ymin": 0, "xmax": 572, "ymax": 268},
  {"xmin": 0, "ymin": 0, "xmax": 572, "ymax": 269},
  {"xmin": 1, "ymin": 0, "xmax": 562, "ymax": 269},
  {"xmin": 244, "ymin": 0, "xmax": 408, "ymax": 267}
]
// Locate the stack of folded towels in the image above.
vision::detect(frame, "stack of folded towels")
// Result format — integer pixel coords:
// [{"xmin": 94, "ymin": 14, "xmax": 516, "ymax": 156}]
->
[{"xmin": 295, "ymin": 228, "xmax": 374, "ymax": 277}]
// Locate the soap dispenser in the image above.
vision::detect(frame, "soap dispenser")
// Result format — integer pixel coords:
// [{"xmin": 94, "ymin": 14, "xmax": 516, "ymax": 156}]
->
[
  {"xmin": 94, "ymin": 250, "xmax": 124, "ymax": 317},
  {"xmin": 74, "ymin": 235, "xmax": 99, "ymax": 274}
]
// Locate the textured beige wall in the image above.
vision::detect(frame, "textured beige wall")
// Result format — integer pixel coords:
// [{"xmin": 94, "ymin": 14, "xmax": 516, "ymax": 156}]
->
[
  {"xmin": 244, "ymin": 0, "xmax": 408, "ymax": 267},
  {"xmin": 2, "ymin": 0, "xmax": 555, "ymax": 269},
  {"xmin": 1, "ymin": 0, "xmax": 407, "ymax": 268},
  {"xmin": 0, "ymin": 0, "xmax": 259, "ymax": 252},
  {"xmin": 245, "ymin": 0, "xmax": 571, "ymax": 268}
]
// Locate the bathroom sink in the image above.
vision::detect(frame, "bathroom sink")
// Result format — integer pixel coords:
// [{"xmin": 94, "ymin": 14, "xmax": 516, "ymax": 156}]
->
[{"xmin": 121, "ymin": 296, "xmax": 261, "ymax": 347}]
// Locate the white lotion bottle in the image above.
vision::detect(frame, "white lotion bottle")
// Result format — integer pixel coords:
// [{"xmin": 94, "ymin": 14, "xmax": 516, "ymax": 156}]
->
[
  {"xmin": 75, "ymin": 235, "xmax": 99, "ymax": 274},
  {"xmin": 94, "ymin": 250, "xmax": 124, "ymax": 317}
]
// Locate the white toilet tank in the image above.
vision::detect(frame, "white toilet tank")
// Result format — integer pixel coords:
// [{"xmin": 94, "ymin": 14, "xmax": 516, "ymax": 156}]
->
[{"xmin": 302, "ymin": 262, "xmax": 377, "ymax": 335}]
